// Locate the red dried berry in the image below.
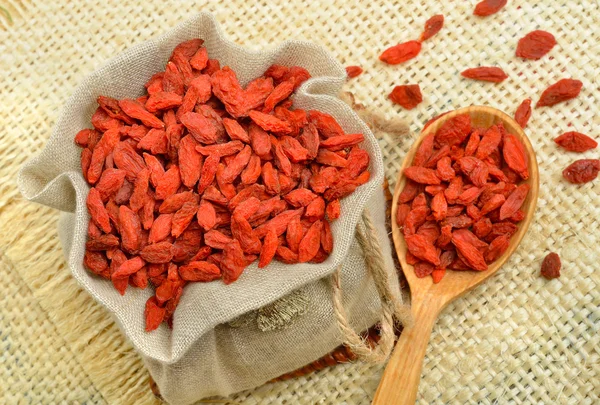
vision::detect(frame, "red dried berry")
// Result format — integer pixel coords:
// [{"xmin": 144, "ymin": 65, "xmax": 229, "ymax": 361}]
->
[
  {"xmin": 540, "ymin": 252, "xmax": 561, "ymax": 279},
  {"xmin": 514, "ymin": 99, "xmax": 532, "ymax": 128},
  {"xmin": 562, "ymin": 159, "xmax": 600, "ymax": 184},
  {"xmin": 461, "ymin": 67, "xmax": 508, "ymax": 83},
  {"xmin": 389, "ymin": 84, "xmax": 423, "ymax": 110},
  {"xmin": 516, "ymin": 30, "xmax": 557, "ymax": 60},
  {"xmin": 554, "ymin": 132, "xmax": 597, "ymax": 153},
  {"xmin": 345, "ymin": 66, "xmax": 363, "ymax": 78},
  {"xmin": 473, "ymin": 0, "xmax": 507, "ymax": 16},
  {"xmin": 536, "ymin": 79, "xmax": 583, "ymax": 108},
  {"xmin": 379, "ymin": 40, "xmax": 422, "ymax": 65},
  {"xmin": 420, "ymin": 14, "xmax": 444, "ymax": 42}
]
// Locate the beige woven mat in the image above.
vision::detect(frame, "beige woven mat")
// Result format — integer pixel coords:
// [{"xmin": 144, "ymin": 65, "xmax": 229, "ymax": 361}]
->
[{"xmin": 1, "ymin": 0, "xmax": 598, "ymax": 404}]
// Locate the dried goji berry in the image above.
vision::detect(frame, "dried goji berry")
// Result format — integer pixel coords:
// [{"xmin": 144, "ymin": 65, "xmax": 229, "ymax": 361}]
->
[
  {"xmin": 222, "ymin": 118, "xmax": 250, "ymax": 143},
  {"xmin": 263, "ymin": 80, "xmax": 295, "ymax": 113},
  {"xmin": 171, "ymin": 201, "xmax": 199, "ymax": 238},
  {"xmin": 298, "ymin": 220, "xmax": 323, "ymax": 263},
  {"xmin": 420, "ymin": 14, "xmax": 444, "ymax": 42},
  {"xmin": 444, "ymin": 176, "xmax": 463, "ymax": 204},
  {"xmin": 95, "ymin": 169, "xmax": 126, "ymax": 202},
  {"xmin": 467, "ymin": 203, "xmax": 482, "ymax": 221},
  {"xmin": 514, "ymin": 99, "xmax": 532, "ymax": 128},
  {"xmin": 405, "ymin": 252, "xmax": 419, "ymax": 265},
  {"xmin": 425, "ymin": 184, "xmax": 447, "ymax": 196},
  {"xmin": 86, "ymin": 188, "xmax": 112, "ymax": 233},
  {"xmin": 326, "ymin": 199, "xmax": 341, "ymax": 220},
  {"xmin": 443, "ymin": 215, "xmax": 474, "ymax": 230},
  {"xmin": 221, "ymin": 240, "xmax": 246, "ymax": 284},
  {"xmin": 305, "ymin": 196, "xmax": 326, "ymax": 222},
  {"xmin": 554, "ymin": 132, "xmax": 597, "ymax": 153},
  {"xmin": 113, "ymin": 256, "xmax": 145, "ymax": 279},
  {"xmin": 484, "ymin": 235, "xmax": 509, "ymax": 263},
  {"xmin": 179, "ymin": 261, "xmax": 221, "ymax": 282},
  {"xmin": 276, "ymin": 245, "xmax": 299, "ymax": 264},
  {"xmin": 119, "ymin": 99, "xmax": 164, "ymax": 129},
  {"xmin": 503, "ymin": 134, "xmax": 529, "ymax": 179},
  {"xmin": 345, "ymin": 66, "xmax": 363, "ymax": 78},
  {"xmin": 248, "ymin": 110, "xmax": 292, "ymax": 135},
  {"xmin": 473, "ymin": 0, "xmax": 507, "ymax": 16},
  {"xmin": 308, "ymin": 110, "xmax": 345, "ymax": 139},
  {"xmin": 562, "ymin": 159, "xmax": 600, "ymax": 184},
  {"xmin": 516, "ymin": 30, "xmax": 556, "ymax": 60},
  {"xmin": 431, "ymin": 192, "xmax": 448, "ymax": 221},
  {"xmin": 258, "ymin": 229, "xmax": 279, "ymax": 268},
  {"xmin": 231, "ymin": 212, "xmax": 262, "ymax": 254},
  {"xmin": 404, "ymin": 166, "xmax": 441, "ymax": 185},
  {"xmin": 187, "ymin": 44, "xmax": 208, "ymax": 70},
  {"xmin": 405, "ymin": 234, "xmax": 440, "ymax": 266},
  {"xmin": 436, "ymin": 156, "xmax": 455, "ymax": 182},
  {"xmin": 245, "ymin": 76, "xmax": 276, "ymax": 111},
  {"xmin": 417, "ymin": 221, "xmax": 440, "ymax": 245},
  {"xmin": 463, "ymin": 130, "xmax": 480, "ymax": 157},
  {"xmin": 379, "ymin": 40, "xmax": 422, "ymax": 65},
  {"xmin": 456, "ymin": 187, "xmax": 482, "ymax": 206},
  {"xmin": 197, "ymin": 154, "xmax": 219, "ymax": 194},
  {"xmin": 499, "ymin": 184, "xmax": 530, "ymax": 220},
  {"xmin": 145, "ymin": 296, "xmax": 166, "ymax": 332},
  {"xmin": 540, "ymin": 252, "xmax": 561, "ymax": 279},
  {"xmin": 389, "ymin": 84, "xmax": 423, "ymax": 110},
  {"xmin": 451, "ymin": 234, "xmax": 487, "ymax": 271},
  {"xmin": 472, "ymin": 218, "xmax": 493, "ymax": 239},
  {"xmin": 148, "ymin": 214, "xmax": 173, "ymax": 244},
  {"xmin": 435, "ymin": 114, "xmax": 471, "ymax": 147},
  {"xmin": 180, "ymin": 112, "xmax": 219, "ymax": 144},
  {"xmin": 536, "ymin": 79, "xmax": 583, "ymax": 108},
  {"xmin": 84, "ymin": 250, "xmax": 109, "ymax": 278},
  {"xmin": 475, "ymin": 125, "xmax": 501, "ymax": 160},
  {"xmin": 414, "ymin": 261, "xmax": 435, "ymax": 278},
  {"xmin": 431, "ymin": 268, "xmax": 446, "ymax": 283},
  {"xmin": 140, "ymin": 242, "xmax": 174, "ymax": 264},
  {"xmin": 461, "ymin": 67, "xmax": 508, "ymax": 83}
]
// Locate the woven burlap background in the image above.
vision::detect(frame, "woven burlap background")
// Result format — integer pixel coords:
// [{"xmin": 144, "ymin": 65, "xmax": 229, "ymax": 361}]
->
[{"xmin": 1, "ymin": 0, "xmax": 598, "ymax": 404}]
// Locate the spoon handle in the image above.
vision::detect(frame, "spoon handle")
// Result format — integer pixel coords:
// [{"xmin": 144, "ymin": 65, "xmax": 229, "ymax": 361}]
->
[{"xmin": 372, "ymin": 300, "xmax": 440, "ymax": 405}]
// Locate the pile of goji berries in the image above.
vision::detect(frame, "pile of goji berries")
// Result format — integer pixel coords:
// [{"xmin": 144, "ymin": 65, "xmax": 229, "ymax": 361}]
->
[
  {"xmin": 76, "ymin": 39, "xmax": 372, "ymax": 331},
  {"xmin": 396, "ymin": 113, "xmax": 531, "ymax": 283}
]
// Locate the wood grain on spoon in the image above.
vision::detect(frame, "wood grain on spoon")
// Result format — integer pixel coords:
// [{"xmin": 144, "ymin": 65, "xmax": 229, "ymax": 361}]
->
[{"xmin": 372, "ymin": 106, "xmax": 539, "ymax": 405}]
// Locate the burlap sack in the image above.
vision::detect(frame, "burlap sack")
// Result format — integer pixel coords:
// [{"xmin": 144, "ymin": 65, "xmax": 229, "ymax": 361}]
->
[{"xmin": 17, "ymin": 12, "xmax": 407, "ymax": 405}]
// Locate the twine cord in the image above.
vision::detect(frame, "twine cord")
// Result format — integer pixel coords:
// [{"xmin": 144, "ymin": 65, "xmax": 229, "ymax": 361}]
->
[{"xmin": 331, "ymin": 209, "xmax": 412, "ymax": 363}]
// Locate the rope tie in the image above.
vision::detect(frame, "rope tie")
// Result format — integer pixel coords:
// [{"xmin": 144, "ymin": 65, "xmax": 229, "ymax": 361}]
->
[{"xmin": 331, "ymin": 209, "xmax": 412, "ymax": 363}]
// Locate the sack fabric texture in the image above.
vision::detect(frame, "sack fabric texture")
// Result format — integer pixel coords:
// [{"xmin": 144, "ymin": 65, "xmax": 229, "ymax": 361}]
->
[
  {"xmin": 1, "ymin": 0, "xmax": 598, "ymax": 404},
  {"xmin": 16, "ymin": 12, "xmax": 404, "ymax": 405}
]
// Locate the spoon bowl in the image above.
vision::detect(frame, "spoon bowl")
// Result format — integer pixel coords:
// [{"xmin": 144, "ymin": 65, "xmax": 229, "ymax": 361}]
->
[{"xmin": 372, "ymin": 106, "xmax": 539, "ymax": 405}]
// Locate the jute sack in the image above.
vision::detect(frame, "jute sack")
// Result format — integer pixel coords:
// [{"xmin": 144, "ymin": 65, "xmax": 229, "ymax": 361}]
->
[{"xmin": 17, "ymin": 13, "xmax": 410, "ymax": 405}]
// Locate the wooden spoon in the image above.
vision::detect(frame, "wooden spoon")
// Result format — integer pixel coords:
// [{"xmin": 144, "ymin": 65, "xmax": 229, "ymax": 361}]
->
[{"xmin": 372, "ymin": 106, "xmax": 539, "ymax": 405}]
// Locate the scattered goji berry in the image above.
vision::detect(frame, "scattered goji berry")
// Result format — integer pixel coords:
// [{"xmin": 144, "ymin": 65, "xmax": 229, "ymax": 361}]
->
[
  {"xmin": 536, "ymin": 79, "xmax": 583, "ymax": 108},
  {"xmin": 461, "ymin": 67, "xmax": 508, "ymax": 83},
  {"xmin": 473, "ymin": 0, "xmax": 507, "ymax": 16},
  {"xmin": 554, "ymin": 132, "xmax": 598, "ymax": 153},
  {"xmin": 516, "ymin": 30, "xmax": 557, "ymax": 60},
  {"xmin": 389, "ymin": 84, "xmax": 423, "ymax": 110},
  {"xmin": 420, "ymin": 14, "xmax": 444, "ymax": 42},
  {"xmin": 562, "ymin": 159, "xmax": 600, "ymax": 184},
  {"xmin": 379, "ymin": 40, "xmax": 422, "ymax": 65},
  {"xmin": 540, "ymin": 252, "xmax": 561, "ymax": 279},
  {"xmin": 345, "ymin": 66, "xmax": 363, "ymax": 78}
]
